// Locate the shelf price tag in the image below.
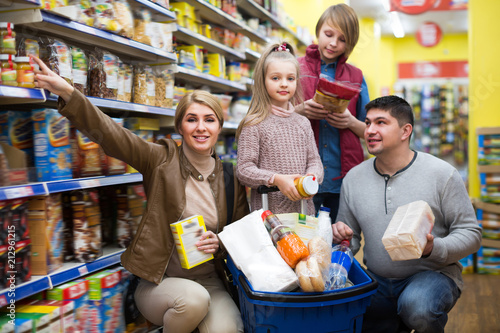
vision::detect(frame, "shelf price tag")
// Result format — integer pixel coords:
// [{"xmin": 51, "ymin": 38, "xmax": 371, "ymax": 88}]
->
[
  {"xmin": 79, "ymin": 179, "xmax": 101, "ymax": 188},
  {"xmin": 112, "ymin": 34, "xmax": 130, "ymax": 45},
  {"xmin": 78, "ymin": 266, "xmax": 88, "ymax": 276},
  {"xmin": 4, "ymin": 186, "xmax": 34, "ymax": 199}
]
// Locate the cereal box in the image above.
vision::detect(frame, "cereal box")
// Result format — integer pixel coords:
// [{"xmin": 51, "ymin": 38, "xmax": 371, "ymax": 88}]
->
[
  {"xmin": 47, "ymin": 279, "xmax": 89, "ymax": 333},
  {"xmin": 27, "ymin": 194, "xmax": 64, "ymax": 275},
  {"xmin": 15, "ymin": 304, "xmax": 60, "ymax": 332},
  {"xmin": 32, "ymin": 300, "xmax": 75, "ymax": 333},
  {"xmin": 1, "ymin": 111, "xmax": 34, "ymax": 167},
  {"xmin": 70, "ymin": 127, "xmax": 104, "ymax": 178},
  {"xmin": 100, "ymin": 118, "xmax": 126, "ymax": 176},
  {"xmin": 15, "ymin": 239, "xmax": 31, "ymax": 285},
  {"xmin": 170, "ymin": 215, "xmax": 213, "ymax": 269},
  {"xmin": 31, "ymin": 108, "xmax": 72, "ymax": 182},
  {"xmin": 11, "ymin": 312, "xmax": 51, "ymax": 333},
  {"xmin": 86, "ymin": 268, "xmax": 126, "ymax": 332}
]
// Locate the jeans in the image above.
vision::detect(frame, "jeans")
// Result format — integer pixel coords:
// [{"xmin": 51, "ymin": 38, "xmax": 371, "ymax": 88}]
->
[
  {"xmin": 362, "ymin": 270, "xmax": 461, "ymax": 333},
  {"xmin": 313, "ymin": 192, "xmax": 340, "ymax": 220}
]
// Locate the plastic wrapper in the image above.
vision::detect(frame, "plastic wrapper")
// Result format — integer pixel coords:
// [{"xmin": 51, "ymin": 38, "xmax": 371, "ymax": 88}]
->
[
  {"xmin": 116, "ymin": 58, "xmax": 125, "ymax": 101},
  {"xmin": 70, "ymin": 46, "xmax": 88, "ymax": 95},
  {"xmin": 145, "ymin": 65, "xmax": 155, "ymax": 106},
  {"xmin": 123, "ymin": 63, "xmax": 133, "ymax": 102},
  {"xmin": 94, "ymin": 0, "xmax": 122, "ymax": 33},
  {"xmin": 88, "ymin": 48, "xmax": 118, "ymax": 99},
  {"xmin": 312, "ymin": 77, "xmax": 362, "ymax": 114},
  {"xmin": 68, "ymin": 0, "xmax": 96, "ymax": 26},
  {"xmin": 40, "ymin": 37, "xmax": 73, "ymax": 86},
  {"xmin": 113, "ymin": 0, "xmax": 134, "ymax": 38},
  {"xmin": 133, "ymin": 8, "xmax": 152, "ymax": 45},
  {"xmin": 154, "ymin": 70, "xmax": 166, "ymax": 107},
  {"xmin": 132, "ymin": 64, "xmax": 147, "ymax": 105},
  {"xmin": 17, "ymin": 37, "xmax": 40, "ymax": 57}
]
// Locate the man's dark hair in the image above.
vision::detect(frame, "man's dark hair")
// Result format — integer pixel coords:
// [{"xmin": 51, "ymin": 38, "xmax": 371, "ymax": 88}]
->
[{"xmin": 365, "ymin": 95, "xmax": 414, "ymax": 128}]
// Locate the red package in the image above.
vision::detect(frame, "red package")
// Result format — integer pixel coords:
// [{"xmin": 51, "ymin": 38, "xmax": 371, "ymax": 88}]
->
[{"xmin": 317, "ymin": 78, "xmax": 361, "ymax": 100}]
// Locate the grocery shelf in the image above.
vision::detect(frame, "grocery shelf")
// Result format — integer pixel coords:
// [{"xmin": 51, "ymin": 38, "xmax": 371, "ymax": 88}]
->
[
  {"xmin": 174, "ymin": 25, "xmax": 246, "ymax": 61},
  {"xmin": 0, "ymin": 173, "xmax": 143, "ymax": 200},
  {"xmin": 175, "ymin": 66, "xmax": 247, "ymax": 92},
  {"xmin": 16, "ymin": 10, "xmax": 177, "ymax": 63},
  {"xmin": 235, "ymin": 0, "xmax": 309, "ymax": 47},
  {"xmin": 0, "ymin": 0, "xmax": 40, "ymax": 12},
  {"xmin": 0, "ymin": 86, "xmax": 46, "ymax": 105},
  {"xmin": 244, "ymin": 48, "xmax": 261, "ymax": 63},
  {"xmin": 0, "ymin": 247, "xmax": 124, "ymax": 306},
  {"xmin": 130, "ymin": 0, "xmax": 176, "ymax": 22},
  {"xmin": 180, "ymin": 0, "xmax": 269, "ymax": 45}
]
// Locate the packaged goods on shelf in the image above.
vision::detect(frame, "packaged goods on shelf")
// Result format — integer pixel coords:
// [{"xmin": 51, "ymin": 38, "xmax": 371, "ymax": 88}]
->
[
  {"xmin": 15, "ymin": 239, "xmax": 32, "ymax": 285},
  {"xmin": 16, "ymin": 299, "xmax": 76, "ymax": 332},
  {"xmin": 28, "ymin": 194, "xmax": 64, "ymax": 275},
  {"xmin": 177, "ymin": 45, "xmax": 204, "ymax": 71},
  {"xmin": 114, "ymin": 184, "xmax": 146, "ymax": 248},
  {"xmin": 40, "ymin": 38, "xmax": 73, "ymax": 87},
  {"xmin": 47, "ymin": 279, "xmax": 90, "ymax": 333},
  {"xmin": 11, "ymin": 197, "xmax": 29, "ymax": 242},
  {"xmin": 100, "ymin": 119, "xmax": 127, "ymax": 176},
  {"xmin": 477, "ymin": 246, "xmax": 500, "ymax": 274},
  {"xmin": 133, "ymin": 8, "xmax": 152, "ymax": 46},
  {"xmin": 205, "ymin": 53, "xmax": 225, "ymax": 79},
  {"xmin": 32, "ymin": 108, "xmax": 72, "ymax": 182},
  {"xmin": 11, "ymin": 302, "xmax": 62, "ymax": 331},
  {"xmin": 170, "ymin": 2, "xmax": 196, "ymax": 21},
  {"xmin": 133, "ymin": 64, "xmax": 157, "ymax": 106},
  {"xmin": 117, "ymin": 62, "xmax": 133, "ymax": 102},
  {"xmin": 1, "ymin": 110, "xmax": 35, "ymax": 168},
  {"xmin": 70, "ymin": 128, "xmax": 104, "ymax": 178},
  {"xmin": 113, "ymin": 0, "xmax": 134, "ymax": 38},
  {"xmin": 86, "ymin": 267, "xmax": 126, "ymax": 332},
  {"xmin": 0, "ymin": 142, "xmax": 29, "ymax": 186},
  {"xmin": 67, "ymin": 189, "xmax": 102, "ymax": 263},
  {"xmin": 94, "ymin": 0, "xmax": 123, "ymax": 34},
  {"xmin": 70, "ymin": 46, "xmax": 88, "ymax": 95}
]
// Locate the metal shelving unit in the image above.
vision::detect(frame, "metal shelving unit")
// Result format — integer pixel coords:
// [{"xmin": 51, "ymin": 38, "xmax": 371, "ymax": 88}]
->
[
  {"xmin": 0, "ymin": 86, "xmax": 46, "ymax": 105},
  {"xmin": 175, "ymin": 66, "xmax": 246, "ymax": 93}
]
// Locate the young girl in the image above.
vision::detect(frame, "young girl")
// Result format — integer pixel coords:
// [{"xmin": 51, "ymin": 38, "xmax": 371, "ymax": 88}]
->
[
  {"xmin": 296, "ymin": 4, "xmax": 370, "ymax": 221},
  {"xmin": 236, "ymin": 42, "xmax": 323, "ymax": 215}
]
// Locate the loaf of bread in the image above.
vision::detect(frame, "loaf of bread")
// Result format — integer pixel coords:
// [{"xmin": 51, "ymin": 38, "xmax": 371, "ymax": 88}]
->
[{"xmin": 382, "ymin": 200, "xmax": 435, "ymax": 261}]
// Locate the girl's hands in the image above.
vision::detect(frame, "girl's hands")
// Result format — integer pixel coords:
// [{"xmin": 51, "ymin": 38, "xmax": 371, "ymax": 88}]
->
[
  {"xmin": 296, "ymin": 99, "xmax": 329, "ymax": 120},
  {"xmin": 273, "ymin": 174, "xmax": 302, "ymax": 202},
  {"xmin": 196, "ymin": 231, "xmax": 220, "ymax": 254},
  {"xmin": 31, "ymin": 56, "xmax": 74, "ymax": 102}
]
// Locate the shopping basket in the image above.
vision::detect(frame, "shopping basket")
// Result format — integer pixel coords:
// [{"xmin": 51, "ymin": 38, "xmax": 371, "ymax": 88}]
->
[{"xmin": 227, "ymin": 186, "xmax": 378, "ymax": 333}]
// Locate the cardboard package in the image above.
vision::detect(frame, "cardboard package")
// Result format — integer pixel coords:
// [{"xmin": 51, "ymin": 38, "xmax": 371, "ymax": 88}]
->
[{"xmin": 382, "ymin": 200, "xmax": 435, "ymax": 261}]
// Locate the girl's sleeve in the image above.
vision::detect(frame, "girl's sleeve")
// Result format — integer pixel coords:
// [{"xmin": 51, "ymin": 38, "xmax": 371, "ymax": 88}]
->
[
  {"xmin": 236, "ymin": 125, "xmax": 275, "ymax": 188},
  {"xmin": 58, "ymin": 90, "xmax": 165, "ymax": 174},
  {"xmin": 304, "ymin": 121, "xmax": 324, "ymax": 184}
]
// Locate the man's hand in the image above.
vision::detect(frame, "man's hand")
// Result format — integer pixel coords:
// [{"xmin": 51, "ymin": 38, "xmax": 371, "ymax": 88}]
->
[
  {"xmin": 332, "ymin": 221, "xmax": 353, "ymax": 244},
  {"xmin": 421, "ymin": 234, "xmax": 434, "ymax": 257}
]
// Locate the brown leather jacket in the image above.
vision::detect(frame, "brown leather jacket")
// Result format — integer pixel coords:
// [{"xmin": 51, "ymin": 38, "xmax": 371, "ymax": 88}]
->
[{"xmin": 59, "ymin": 90, "xmax": 250, "ymax": 284}]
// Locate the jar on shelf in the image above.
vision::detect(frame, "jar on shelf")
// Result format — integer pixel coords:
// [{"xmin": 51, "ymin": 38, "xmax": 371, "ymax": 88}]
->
[
  {"xmin": 0, "ymin": 23, "xmax": 16, "ymax": 55},
  {"xmin": 0, "ymin": 54, "xmax": 17, "ymax": 86},
  {"xmin": 15, "ymin": 56, "xmax": 35, "ymax": 88}
]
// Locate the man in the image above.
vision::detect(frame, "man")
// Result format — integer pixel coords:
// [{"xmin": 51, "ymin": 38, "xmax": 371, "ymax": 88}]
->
[{"xmin": 332, "ymin": 95, "xmax": 481, "ymax": 333}]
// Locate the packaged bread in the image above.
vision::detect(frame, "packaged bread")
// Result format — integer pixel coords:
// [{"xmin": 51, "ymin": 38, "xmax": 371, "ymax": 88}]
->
[
  {"xmin": 382, "ymin": 200, "xmax": 435, "ymax": 261},
  {"xmin": 313, "ymin": 77, "xmax": 361, "ymax": 114}
]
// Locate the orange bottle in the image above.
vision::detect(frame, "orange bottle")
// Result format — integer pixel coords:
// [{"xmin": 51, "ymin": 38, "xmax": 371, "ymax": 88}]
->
[
  {"xmin": 262, "ymin": 210, "xmax": 309, "ymax": 268},
  {"xmin": 294, "ymin": 175, "xmax": 319, "ymax": 197}
]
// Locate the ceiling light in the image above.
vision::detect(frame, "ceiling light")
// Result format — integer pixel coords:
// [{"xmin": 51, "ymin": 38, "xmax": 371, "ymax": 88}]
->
[{"xmin": 390, "ymin": 11, "xmax": 405, "ymax": 38}]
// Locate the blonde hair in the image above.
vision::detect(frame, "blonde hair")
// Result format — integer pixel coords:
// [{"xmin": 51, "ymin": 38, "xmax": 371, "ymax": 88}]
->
[
  {"xmin": 236, "ymin": 41, "xmax": 303, "ymax": 138},
  {"xmin": 174, "ymin": 90, "xmax": 224, "ymax": 133},
  {"xmin": 315, "ymin": 4, "xmax": 359, "ymax": 58}
]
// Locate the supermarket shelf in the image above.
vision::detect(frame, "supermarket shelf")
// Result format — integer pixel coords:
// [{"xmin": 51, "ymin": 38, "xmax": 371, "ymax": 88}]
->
[
  {"xmin": 0, "ymin": 247, "xmax": 124, "ymax": 305},
  {"xmin": 174, "ymin": 25, "xmax": 246, "ymax": 61},
  {"xmin": 16, "ymin": 10, "xmax": 177, "ymax": 63},
  {"xmin": 235, "ymin": 0, "xmax": 309, "ymax": 47},
  {"xmin": 0, "ymin": 86, "xmax": 46, "ymax": 105},
  {"xmin": 244, "ymin": 48, "xmax": 260, "ymax": 63},
  {"xmin": 180, "ymin": 0, "xmax": 269, "ymax": 45},
  {"xmin": 41, "ymin": 94, "xmax": 176, "ymax": 117},
  {"xmin": 0, "ymin": 174, "xmax": 143, "ymax": 200},
  {"xmin": 478, "ymin": 165, "xmax": 500, "ymax": 173},
  {"xmin": 0, "ymin": 0, "xmax": 40, "ymax": 12},
  {"xmin": 129, "ymin": 0, "xmax": 176, "ymax": 22},
  {"xmin": 175, "ymin": 66, "xmax": 247, "ymax": 92},
  {"xmin": 482, "ymin": 238, "xmax": 500, "ymax": 249}
]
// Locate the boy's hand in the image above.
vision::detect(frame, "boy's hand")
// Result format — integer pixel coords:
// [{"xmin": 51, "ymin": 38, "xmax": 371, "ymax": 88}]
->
[
  {"xmin": 297, "ymin": 99, "xmax": 329, "ymax": 120},
  {"xmin": 325, "ymin": 108, "xmax": 354, "ymax": 129}
]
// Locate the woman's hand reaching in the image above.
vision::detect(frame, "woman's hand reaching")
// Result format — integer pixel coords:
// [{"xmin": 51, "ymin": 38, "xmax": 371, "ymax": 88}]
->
[{"xmin": 32, "ymin": 56, "xmax": 74, "ymax": 102}]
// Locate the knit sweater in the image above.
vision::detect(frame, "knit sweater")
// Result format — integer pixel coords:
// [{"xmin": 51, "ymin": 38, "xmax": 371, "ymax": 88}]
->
[
  {"xmin": 336, "ymin": 151, "xmax": 482, "ymax": 291},
  {"xmin": 236, "ymin": 112, "xmax": 324, "ymax": 215}
]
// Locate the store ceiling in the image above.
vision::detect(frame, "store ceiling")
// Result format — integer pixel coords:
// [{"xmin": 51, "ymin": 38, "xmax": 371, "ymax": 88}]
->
[{"xmin": 348, "ymin": 0, "xmax": 468, "ymax": 36}]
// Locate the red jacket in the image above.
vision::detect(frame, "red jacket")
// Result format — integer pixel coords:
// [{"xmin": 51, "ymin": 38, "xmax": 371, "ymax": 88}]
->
[{"xmin": 298, "ymin": 44, "xmax": 364, "ymax": 178}]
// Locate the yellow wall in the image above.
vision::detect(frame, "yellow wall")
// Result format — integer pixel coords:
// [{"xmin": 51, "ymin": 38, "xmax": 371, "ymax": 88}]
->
[
  {"xmin": 392, "ymin": 33, "xmax": 468, "ymax": 62},
  {"xmin": 468, "ymin": 0, "xmax": 500, "ymax": 198}
]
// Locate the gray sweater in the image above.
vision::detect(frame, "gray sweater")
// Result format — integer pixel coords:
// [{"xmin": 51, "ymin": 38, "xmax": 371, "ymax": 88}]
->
[
  {"xmin": 236, "ymin": 112, "xmax": 323, "ymax": 215},
  {"xmin": 337, "ymin": 151, "xmax": 481, "ymax": 290}
]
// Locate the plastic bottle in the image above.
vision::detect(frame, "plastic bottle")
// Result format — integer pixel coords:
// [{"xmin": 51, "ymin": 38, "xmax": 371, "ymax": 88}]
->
[
  {"xmin": 261, "ymin": 210, "xmax": 309, "ymax": 268},
  {"xmin": 325, "ymin": 239, "xmax": 354, "ymax": 290},
  {"xmin": 294, "ymin": 175, "xmax": 318, "ymax": 197},
  {"xmin": 317, "ymin": 206, "xmax": 333, "ymax": 246}
]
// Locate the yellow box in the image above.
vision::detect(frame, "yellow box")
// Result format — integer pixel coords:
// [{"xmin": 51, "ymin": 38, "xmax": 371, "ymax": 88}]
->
[
  {"xmin": 206, "ymin": 53, "xmax": 226, "ymax": 79},
  {"xmin": 125, "ymin": 117, "xmax": 160, "ymax": 131},
  {"xmin": 170, "ymin": 2, "xmax": 195, "ymax": 19},
  {"xmin": 170, "ymin": 215, "xmax": 214, "ymax": 269},
  {"xmin": 200, "ymin": 24, "xmax": 211, "ymax": 38},
  {"xmin": 177, "ymin": 45, "xmax": 204, "ymax": 72}
]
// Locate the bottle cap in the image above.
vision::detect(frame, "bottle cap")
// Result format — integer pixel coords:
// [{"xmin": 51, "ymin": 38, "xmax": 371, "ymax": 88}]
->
[
  {"xmin": 15, "ymin": 57, "xmax": 30, "ymax": 62},
  {"xmin": 319, "ymin": 206, "xmax": 330, "ymax": 213},
  {"xmin": 340, "ymin": 239, "xmax": 350, "ymax": 247},
  {"xmin": 301, "ymin": 176, "xmax": 318, "ymax": 195},
  {"xmin": 261, "ymin": 210, "xmax": 273, "ymax": 221}
]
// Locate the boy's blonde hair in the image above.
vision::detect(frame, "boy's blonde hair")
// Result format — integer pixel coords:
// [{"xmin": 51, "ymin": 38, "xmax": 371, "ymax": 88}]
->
[
  {"xmin": 315, "ymin": 4, "xmax": 359, "ymax": 58},
  {"xmin": 236, "ymin": 41, "xmax": 303, "ymax": 138}
]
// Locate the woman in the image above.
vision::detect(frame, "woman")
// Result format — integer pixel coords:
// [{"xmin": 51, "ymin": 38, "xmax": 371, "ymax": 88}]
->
[{"xmin": 32, "ymin": 56, "xmax": 249, "ymax": 333}]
